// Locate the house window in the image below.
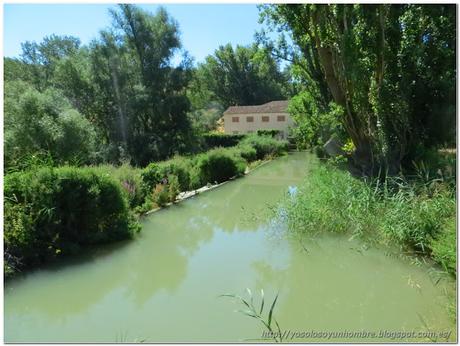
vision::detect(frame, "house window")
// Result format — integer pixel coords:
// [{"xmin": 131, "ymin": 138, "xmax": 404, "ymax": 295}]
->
[
  {"xmin": 232, "ymin": 116, "xmax": 239, "ymax": 123},
  {"xmin": 232, "ymin": 131, "xmax": 239, "ymax": 134},
  {"xmin": 246, "ymin": 116, "xmax": 254, "ymax": 122},
  {"xmin": 247, "ymin": 130, "xmax": 254, "ymax": 133},
  {"xmin": 262, "ymin": 116, "xmax": 270, "ymax": 122},
  {"xmin": 277, "ymin": 115, "xmax": 286, "ymax": 122}
]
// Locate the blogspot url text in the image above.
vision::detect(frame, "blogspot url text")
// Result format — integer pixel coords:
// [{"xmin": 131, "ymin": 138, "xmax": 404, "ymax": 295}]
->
[{"xmin": 261, "ymin": 329, "xmax": 452, "ymax": 340}]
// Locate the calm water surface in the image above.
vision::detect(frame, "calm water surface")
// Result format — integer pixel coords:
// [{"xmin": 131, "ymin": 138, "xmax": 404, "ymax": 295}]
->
[{"xmin": 4, "ymin": 152, "xmax": 455, "ymax": 342}]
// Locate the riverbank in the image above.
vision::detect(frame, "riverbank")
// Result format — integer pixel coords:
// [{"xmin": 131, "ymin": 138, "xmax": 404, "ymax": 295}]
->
[
  {"xmin": 5, "ymin": 151, "xmax": 455, "ymax": 342},
  {"xmin": 283, "ymin": 156, "xmax": 456, "ymax": 277},
  {"xmin": 4, "ymin": 134, "xmax": 289, "ymax": 277},
  {"xmin": 145, "ymin": 157, "xmax": 275, "ymax": 215}
]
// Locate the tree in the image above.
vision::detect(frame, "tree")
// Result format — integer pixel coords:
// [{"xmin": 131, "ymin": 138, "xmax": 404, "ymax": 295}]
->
[
  {"xmin": 88, "ymin": 4, "xmax": 195, "ymax": 165},
  {"xmin": 4, "ymin": 81, "xmax": 98, "ymax": 169},
  {"xmin": 4, "ymin": 58, "xmax": 31, "ymax": 83},
  {"xmin": 20, "ymin": 34, "xmax": 81, "ymax": 90},
  {"xmin": 5, "ymin": 5, "xmax": 200, "ymax": 167},
  {"xmin": 261, "ymin": 4, "xmax": 456, "ymax": 176},
  {"xmin": 198, "ymin": 43, "xmax": 288, "ymax": 108},
  {"xmin": 288, "ymin": 91, "xmax": 343, "ymax": 149}
]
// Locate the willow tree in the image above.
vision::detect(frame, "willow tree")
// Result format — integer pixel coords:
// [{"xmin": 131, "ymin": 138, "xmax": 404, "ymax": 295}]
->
[{"xmin": 261, "ymin": 4, "xmax": 455, "ymax": 176}]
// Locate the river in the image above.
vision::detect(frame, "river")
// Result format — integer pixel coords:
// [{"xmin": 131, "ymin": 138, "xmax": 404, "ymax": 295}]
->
[{"xmin": 4, "ymin": 152, "xmax": 455, "ymax": 342}]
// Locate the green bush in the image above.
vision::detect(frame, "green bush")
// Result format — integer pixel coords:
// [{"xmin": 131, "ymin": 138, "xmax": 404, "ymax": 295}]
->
[
  {"xmin": 192, "ymin": 148, "xmax": 246, "ymax": 186},
  {"xmin": 148, "ymin": 174, "xmax": 181, "ymax": 208},
  {"xmin": 167, "ymin": 174, "xmax": 180, "ymax": 202},
  {"xmin": 287, "ymin": 92, "xmax": 344, "ymax": 150},
  {"xmin": 157, "ymin": 156, "xmax": 192, "ymax": 191},
  {"xmin": 256, "ymin": 129, "xmax": 281, "ymax": 138},
  {"xmin": 240, "ymin": 134, "xmax": 289, "ymax": 160},
  {"xmin": 4, "ymin": 166, "xmax": 139, "ymax": 274},
  {"xmin": 236, "ymin": 144, "xmax": 257, "ymax": 162},
  {"xmin": 203, "ymin": 132, "xmax": 245, "ymax": 148},
  {"xmin": 96, "ymin": 163, "xmax": 146, "ymax": 208},
  {"xmin": 141, "ymin": 163, "xmax": 162, "ymax": 193},
  {"xmin": 151, "ymin": 184, "xmax": 170, "ymax": 207}
]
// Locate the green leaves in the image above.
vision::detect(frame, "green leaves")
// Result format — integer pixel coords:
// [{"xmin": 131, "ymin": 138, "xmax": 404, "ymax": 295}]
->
[
  {"xmin": 198, "ymin": 43, "xmax": 287, "ymax": 108},
  {"xmin": 262, "ymin": 4, "xmax": 455, "ymax": 175},
  {"xmin": 220, "ymin": 289, "xmax": 283, "ymax": 342},
  {"xmin": 4, "ymin": 166, "xmax": 137, "ymax": 276},
  {"xmin": 268, "ymin": 292, "xmax": 279, "ymax": 328},
  {"xmin": 4, "ymin": 82, "xmax": 98, "ymax": 170}
]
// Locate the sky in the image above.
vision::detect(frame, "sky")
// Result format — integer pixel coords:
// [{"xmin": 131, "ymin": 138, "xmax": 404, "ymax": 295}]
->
[{"xmin": 4, "ymin": 3, "xmax": 264, "ymax": 64}]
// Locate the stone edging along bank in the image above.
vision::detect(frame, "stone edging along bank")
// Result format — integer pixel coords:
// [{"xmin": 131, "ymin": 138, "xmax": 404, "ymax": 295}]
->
[{"xmin": 144, "ymin": 157, "xmax": 275, "ymax": 216}]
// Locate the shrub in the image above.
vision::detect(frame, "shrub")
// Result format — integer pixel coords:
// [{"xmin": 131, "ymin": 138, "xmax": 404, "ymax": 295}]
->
[
  {"xmin": 236, "ymin": 144, "xmax": 257, "ymax": 162},
  {"xmin": 96, "ymin": 163, "xmax": 146, "ymax": 208},
  {"xmin": 141, "ymin": 163, "xmax": 162, "ymax": 193},
  {"xmin": 203, "ymin": 132, "xmax": 245, "ymax": 148},
  {"xmin": 256, "ymin": 129, "xmax": 281, "ymax": 138},
  {"xmin": 157, "ymin": 156, "xmax": 192, "ymax": 191},
  {"xmin": 152, "ymin": 184, "xmax": 170, "ymax": 207},
  {"xmin": 288, "ymin": 92, "xmax": 345, "ymax": 150},
  {"xmin": 167, "ymin": 174, "xmax": 180, "ymax": 202},
  {"xmin": 240, "ymin": 134, "xmax": 289, "ymax": 160},
  {"xmin": 193, "ymin": 148, "xmax": 246, "ymax": 186},
  {"xmin": 4, "ymin": 166, "xmax": 139, "ymax": 274}
]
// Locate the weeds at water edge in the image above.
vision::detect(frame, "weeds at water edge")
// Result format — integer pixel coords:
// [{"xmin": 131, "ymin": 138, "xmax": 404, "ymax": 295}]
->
[{"xmin": 219, "ymin": 288, "xmax": 283, "ymax": 342}]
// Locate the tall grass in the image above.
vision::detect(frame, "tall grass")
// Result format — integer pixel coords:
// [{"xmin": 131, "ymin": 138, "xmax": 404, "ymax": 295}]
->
[
  {"xmin": 220, "ymin": 289, "xmax": 283, "ymax": 342},
  {"xmin": 284, "ymin": 160, "xmax": 456, "ymax": 276}
]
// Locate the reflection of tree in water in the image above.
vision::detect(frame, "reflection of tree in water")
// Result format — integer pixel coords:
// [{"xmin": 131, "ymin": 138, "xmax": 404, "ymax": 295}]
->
[
  {"xmin": 198, "ymin": 179, "xmax": 290, "ymax": 234},
  {"xmin": 249, "ymin": 236, "xmax": 455, "ymax": 338},
  {"xmin": 5, "ymin": 240, "xmax": 134, "ymax": 318},
  {"xmin": 5, "ymin": 153, "xmax": 311, "ymax": 322},
  {"xmin": 124, "ymin": 155, "xmax": 310, "ymax": 305},
  {"xmin": 123, "ymin": 205, "xmax": 215, "ymax": 306},
  {"xmin": 5, "ymin": 205, "xmax": 216, "ymax": 317},
  {"xmin": 118, "ymin": 154, "xmax": 311, "ymax": 306}
]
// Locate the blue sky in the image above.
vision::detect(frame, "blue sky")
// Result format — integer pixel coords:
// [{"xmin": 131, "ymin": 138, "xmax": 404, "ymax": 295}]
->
[{"xmin": 4, "ymin": 4, "xmax": 264, "ymax": 63}]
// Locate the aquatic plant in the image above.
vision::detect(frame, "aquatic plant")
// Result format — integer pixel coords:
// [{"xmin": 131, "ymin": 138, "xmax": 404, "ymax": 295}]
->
[
  {"xmin": 115, "ymin": 330, "xmax": 147, "ymax": 343},
  {"xmin": 220, "ymin": 289, "xmax": 283, "ymax": 342},
  {"xmin": 284, "ymin": 161, "xmax": 456, "ymax": 274}
]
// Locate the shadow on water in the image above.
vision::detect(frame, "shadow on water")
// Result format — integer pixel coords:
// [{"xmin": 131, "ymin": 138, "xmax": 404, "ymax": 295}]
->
[
  {"xmin": 6, "ymin": 237, "xmax": 132, "ymax": 282},
  {"xmin": 248, "ymin": 232, "xmax": 456, "ymax": 342}
]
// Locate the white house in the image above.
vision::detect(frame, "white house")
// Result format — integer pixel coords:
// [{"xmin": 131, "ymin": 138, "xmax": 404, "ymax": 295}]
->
[{"xmin": 222, "ymin": 100, "xmax": 293, "ymax": 139}]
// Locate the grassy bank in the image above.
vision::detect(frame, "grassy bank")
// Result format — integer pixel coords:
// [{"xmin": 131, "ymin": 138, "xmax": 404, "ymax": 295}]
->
[
  {"xmin": 284, "ymin": 156, "xmax": 456, "ymax": 277},
  {"xmin": 4, "ymin": 134, "xmax": 289, "ymax": 276}
]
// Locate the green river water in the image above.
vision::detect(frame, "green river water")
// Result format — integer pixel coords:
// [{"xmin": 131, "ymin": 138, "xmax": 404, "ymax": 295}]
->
[{"xmin": 4, "ymin": 152, "xmax": 456, "ymax": 342}]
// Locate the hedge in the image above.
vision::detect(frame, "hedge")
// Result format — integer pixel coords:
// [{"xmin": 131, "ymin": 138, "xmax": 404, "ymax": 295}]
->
[
  {"xmin": 4, "ymin": 134, "xmax": 289, "ymax": 276},
  {"xmin": 239, "ymin": 134, "xmax": 289, "ymax": 160},
  {"xmin": 4, "ymin": 166, "xmax": 139, "ymax": 274},
  {"xmin": 191, "ymin": 148, "xmax": 246, "ymax": 187},
  {"xmin": 203, "ymin": 133, "xmax": 245, "ymax": 148}
]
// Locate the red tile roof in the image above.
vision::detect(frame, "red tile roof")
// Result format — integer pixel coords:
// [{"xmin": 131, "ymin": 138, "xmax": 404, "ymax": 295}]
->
[{"xmin": 223, "ymin": 100, "xmax": 289, "ymax": 115}]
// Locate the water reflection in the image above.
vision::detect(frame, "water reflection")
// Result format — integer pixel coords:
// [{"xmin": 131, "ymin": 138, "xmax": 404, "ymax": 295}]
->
[
  {"xmin": 249, "ymin": 233, "xmax": 455, "ymax": 342},
  {"xmin": 5, "ymin": 152, "xmax": 454, "ymax": 342},
  {"xmin": 5, "ymin": 154, "xmax": 308, "ymax": 323}
]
